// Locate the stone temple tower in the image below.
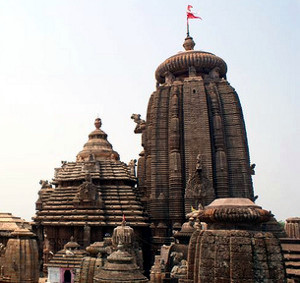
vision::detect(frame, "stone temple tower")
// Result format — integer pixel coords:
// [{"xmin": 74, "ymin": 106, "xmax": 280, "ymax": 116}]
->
[{"xmin": 135, "ymin": 36, "xmax": 255, "ymax": 246}]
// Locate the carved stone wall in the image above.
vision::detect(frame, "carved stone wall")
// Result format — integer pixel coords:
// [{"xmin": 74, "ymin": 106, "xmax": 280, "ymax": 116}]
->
[{"xmin": 186, "ymin": 229, "xmax": 286, "ymax": 282}]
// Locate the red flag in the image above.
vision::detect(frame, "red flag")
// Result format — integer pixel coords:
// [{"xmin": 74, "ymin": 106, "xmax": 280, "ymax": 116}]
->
[
  {"xmin": 187, "ymin": 5, "xmax": 202, "ymax": 20},
  {"xmin": 122, "ymin": 214, "xmax": 126, "ymax": 222}
]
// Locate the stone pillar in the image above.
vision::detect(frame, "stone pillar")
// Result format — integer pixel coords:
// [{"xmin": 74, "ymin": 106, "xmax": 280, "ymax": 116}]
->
[
  {"xmin": 150, "ymin": 255, "xmax": 165, "ymax": 283},
  {"xmin": 206, "ymin": 83, "xmax": 229, "ymax": 198},
  {"xmin": 83, "ymin": 223, "xmax": 91, "ymax": 248},
  {"xmin": 285, "ymin": 217, "xmax": 300, "ymax": 239},
  {"xmin": 168, "ymin": 84, "xmax": 184, "ymax": 229}
]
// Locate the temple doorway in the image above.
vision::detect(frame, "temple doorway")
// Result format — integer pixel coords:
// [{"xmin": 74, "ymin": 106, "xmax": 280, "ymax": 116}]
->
[{"xmin": 63, "ymin": 269, "xmax": 72, "ymax": 283}]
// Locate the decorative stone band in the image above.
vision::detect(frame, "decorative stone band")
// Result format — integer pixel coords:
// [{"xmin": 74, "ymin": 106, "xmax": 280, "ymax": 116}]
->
[
  {"xmin": 198, "ymin": 207, "xmax": 271, "ymax": 224},
  {"xmin": 192, "ymin": 198, "xmax": 271, "ymax": 224},
  {"xmin": 155, "ymin": 51, "xmax": 227, "ymax": 84}
]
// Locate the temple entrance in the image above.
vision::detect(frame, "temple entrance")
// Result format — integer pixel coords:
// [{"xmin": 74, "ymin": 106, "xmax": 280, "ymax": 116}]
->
[{"xmin": 63, "ymin": 270, "xmax": 72, "ymax": 283}]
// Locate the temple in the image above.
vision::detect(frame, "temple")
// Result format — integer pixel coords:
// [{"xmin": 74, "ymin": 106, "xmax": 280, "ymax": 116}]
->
[
  {"xmin": 135, "ymin": 35, "xmax": 256, "ymax": 249},
  {"xmin": 33, "ymin": 118, "xmax": 148, "ymax": 260},
  {"xmin": 0, "ymin": 26, "xmax": 297, "ymax": 282}
]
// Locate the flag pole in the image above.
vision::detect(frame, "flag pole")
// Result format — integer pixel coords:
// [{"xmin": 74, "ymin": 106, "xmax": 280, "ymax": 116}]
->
[{"xmin": 187, "ymin": 17, "xmax": 190, "ymax": 37}]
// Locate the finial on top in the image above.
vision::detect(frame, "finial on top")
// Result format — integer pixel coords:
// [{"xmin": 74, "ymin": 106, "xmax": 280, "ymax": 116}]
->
[
  {"xmin": 94, "ymin": 118, "xmax": 102, "ymax": 129},
  {"xmin": 183, "ymin": 36, "xmax": 195, "ymax": 51}
]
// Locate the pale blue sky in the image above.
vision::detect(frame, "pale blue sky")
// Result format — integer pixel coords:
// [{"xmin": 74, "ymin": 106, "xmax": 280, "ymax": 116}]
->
[{"xmin": 0, "ymin": 0, "xmax": 299, "ymax": 222}]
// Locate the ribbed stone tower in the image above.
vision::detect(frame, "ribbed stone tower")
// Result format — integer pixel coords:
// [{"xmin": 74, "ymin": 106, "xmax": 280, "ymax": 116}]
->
[
  {"xmin": 0, "ymin": 227, "xmax": 39, "ymax": 283},
  {"xmin": 135, "ymin": 36, "xmax": 255, "ymax": 246}
]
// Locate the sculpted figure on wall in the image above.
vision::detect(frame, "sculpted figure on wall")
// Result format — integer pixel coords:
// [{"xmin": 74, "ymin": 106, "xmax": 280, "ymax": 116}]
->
[
  {"xmin": 185, "ymin": 154, "xmax": 214, "ymax": 209},
  {"xmin": 131, "ymin": 114, "xmax": 146, "ymax": 133}
]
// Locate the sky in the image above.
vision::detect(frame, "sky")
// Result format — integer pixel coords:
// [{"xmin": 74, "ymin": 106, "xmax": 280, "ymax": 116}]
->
[{"xmin": 0, "ymin": 0, "xmax": 299, "ymax": 222}]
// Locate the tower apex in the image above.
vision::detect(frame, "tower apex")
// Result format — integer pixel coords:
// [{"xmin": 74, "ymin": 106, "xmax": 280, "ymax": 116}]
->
[
  {"xmin": 183, "ymin": 35, "xmax": 195, "ymax": 51},
  {"xmin": 94, "ymin": 117, "xmax": 102, "ymax": 129}
]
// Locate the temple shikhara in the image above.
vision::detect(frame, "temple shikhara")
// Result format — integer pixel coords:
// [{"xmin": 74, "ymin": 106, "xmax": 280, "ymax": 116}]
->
[
  {"xmin": 136, "ymin": 35, "xmax": 255, "ymax": 249},
  {"xmin": 0, "ymin": 13, "xmax": 298, "ymax": 283}
]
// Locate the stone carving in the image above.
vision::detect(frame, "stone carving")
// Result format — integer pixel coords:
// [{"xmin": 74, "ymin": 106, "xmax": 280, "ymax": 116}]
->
[
  {"xmin": 209, "ymin": 66, "xmax": 220, "ymax": 79},
  {"xmin": 42, "ymin": 233, "xmax": 53, "ymax": 274},
  {"xmin": 170, "ymin": 256, "xmax": 187, "ymax": 279},
  {"xmin": 76, "ymin": 154, "xmax": 84, "ymax": 162},
  {"xmin": 195, "ymin": 154, "xmax": 203, "ymax": 172},
  {"xmin": 128, "ymin": 159, "xmax": 137, "ymax": 176},
  {"xmin": 165, "ymin": 71, "xmax": 175, "ymax": 85},
  {"xmin": 86, "ymin": 235, "xmax": 113, "ymax": 260},
  {"xmin": 131, "ymin": 114, "xmax": 146, "ymax": 133},
  {"xmin": 61, "ymin": 160, "xmax": 67, "ymax": 166},
  {"xmin": 185, "ymin": 155, "xmax": 214, "ymax": 209},
  {"xmin": 39, "ymin": 180, "xmax": 52, "ymax": 189},
  {"xmin": 250, "ymin": 163, "xmax": 256, "ymax": 175},
  {"xmin": 0, "ymin": 243, "xmax": 6, "ymax": 269},
  {"xmin": 73, "ymin": 175, "xmax": 102, "ymax": 208},
  {"xmin": 188, "ymin": 66, "xmax": 197, "ymax": 77}
]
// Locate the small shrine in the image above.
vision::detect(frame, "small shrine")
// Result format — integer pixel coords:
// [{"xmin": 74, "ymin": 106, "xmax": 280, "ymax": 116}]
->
[
  {"xmin": 0, "ymin": 226, "xmax": 39, "ymax": 283},
  {"xmin": 76, "ymin": 219, "xmax": 147, "ymax": 283},
  {"xmin": 94, "ymin": 219, "xmax": 148, "ymax": 283},
  {"xmin": 47, "ymin": 237, "xmax": 86, "ymax": 283}
]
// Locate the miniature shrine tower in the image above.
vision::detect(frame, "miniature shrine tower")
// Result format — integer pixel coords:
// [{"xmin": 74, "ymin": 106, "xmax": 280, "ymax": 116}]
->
[{"xmin": 135, "ymin": 36, "xmax": 255, "ymax": 246}]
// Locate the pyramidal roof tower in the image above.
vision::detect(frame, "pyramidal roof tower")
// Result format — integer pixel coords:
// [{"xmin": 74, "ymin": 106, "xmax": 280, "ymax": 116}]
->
[
  {"xmin": 135, "ymin": 35, "xmax": 255, "ymax": 247},
  {"xmin": 33, "ymin": 118, "xmax": 148, "ymax": 255}
]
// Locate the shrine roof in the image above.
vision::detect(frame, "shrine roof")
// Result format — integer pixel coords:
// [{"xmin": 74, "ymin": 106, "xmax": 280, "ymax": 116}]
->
[
  {"xmin": 0, "ymin": 213, "xmax": 31, "ymax": 235},
  {"xmin": 54, "ymin": 160, "xmax": 136, "ymax": 182},
  {"xmin": 34, "ymin": 183, "xmax": 148, "ymax": 227}
]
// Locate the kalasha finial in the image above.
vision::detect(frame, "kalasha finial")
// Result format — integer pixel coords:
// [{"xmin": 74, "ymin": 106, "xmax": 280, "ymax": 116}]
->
[
  {"xmin": 94, "ymin": 118, "xmax": 102, "ymax": 129},
  {"xmin": 183, "ymin": 36, "xmax": 195, "ymax": 51}
]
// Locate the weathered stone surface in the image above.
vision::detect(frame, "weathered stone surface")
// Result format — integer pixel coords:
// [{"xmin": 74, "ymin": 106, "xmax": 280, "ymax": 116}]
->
[
  {"xmin": 93, "ymin": 221, "xmax": 148, "ymax": 283},
  {"xmin": 285, "ymin": 217, "xmax": 300, "ymax": 239},
  {"xmin": 0, "ymin": 213, "xmax": 30, "ymax": 246},
  {"xmin": 33, "ymin": 118, "xmax": 148, "ymax": 275},
  {"xmin": 280, "ymin": 237, "xmax": 300, "ymax": 282},
  {"xmin": 137, "ymin": 36, "xmax": 255, "ymax": 249},
  {"xmin": 181, "ymin": 199, "xmax": 287, "ymax": 283},
  {"xmin": 0, "ymin": 227, "xmax": 39, "ymax": 283}
]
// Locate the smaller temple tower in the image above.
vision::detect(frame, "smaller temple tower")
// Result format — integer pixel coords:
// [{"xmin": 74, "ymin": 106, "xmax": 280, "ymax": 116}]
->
[
  {"xmin": 0, "ymin": 226, "xmax": 39, "ymax": 283},
  {"xmin": 94, "ymin": 219, "xmax": 148, "ymax": 283},
  {"xmin": 33, "ymin": 118, "xmax": 148, "ymax": 273},
  {"xmin": 76, "ymin": 220, "xmax": 148, "ymax": 283}
]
